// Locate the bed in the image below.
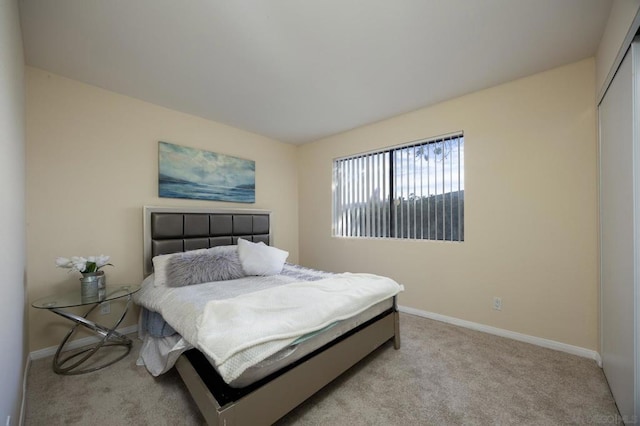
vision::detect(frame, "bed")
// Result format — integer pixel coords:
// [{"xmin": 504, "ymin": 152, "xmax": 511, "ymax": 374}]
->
[{"xmin": 136, "ymin": 206, "xmax": 402, "ymax": 425}]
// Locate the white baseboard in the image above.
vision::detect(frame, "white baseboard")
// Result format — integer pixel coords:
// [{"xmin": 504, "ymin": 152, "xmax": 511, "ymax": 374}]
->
[
  {"xmin": 28, "ymin": 324, "xmax": 138, "ymax": 361},
  {"xmin": 19, "ymin": 355, "xmax": 30, "ymax": 426},
  {"xmin": 398, "ymin": 305, "xmax": 602, "ymax": 367}
]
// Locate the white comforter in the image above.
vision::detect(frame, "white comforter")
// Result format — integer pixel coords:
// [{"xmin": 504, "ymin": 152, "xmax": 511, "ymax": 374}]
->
[
  {"xmin": 135, "ymin": 270, "xmax": 403, "ymax": 383},
  {"xmin": 197, "ymin": 273, "xmax": 403, "ymax": 383}
]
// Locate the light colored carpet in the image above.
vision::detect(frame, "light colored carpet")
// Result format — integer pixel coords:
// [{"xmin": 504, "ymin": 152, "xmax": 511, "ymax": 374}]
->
[{"xmin": 25, "ymin": 313, "xmax": 620, "ymax": 425}]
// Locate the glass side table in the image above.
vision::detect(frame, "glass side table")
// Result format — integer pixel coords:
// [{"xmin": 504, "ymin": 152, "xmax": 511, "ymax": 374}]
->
[{"xmin": 32, "ymin": 284, "xmax": 140, "ymax": 375}]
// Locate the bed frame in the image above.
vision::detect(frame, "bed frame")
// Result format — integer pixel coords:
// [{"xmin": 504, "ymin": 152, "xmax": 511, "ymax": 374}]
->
[{"xmin": 143, "ymin": 206, "xmax": 400, "ymax": 425}]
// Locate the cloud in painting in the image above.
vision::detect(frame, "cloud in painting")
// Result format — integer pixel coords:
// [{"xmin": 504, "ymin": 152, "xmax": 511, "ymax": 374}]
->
[{"xmin": 159, "ymin": 142, "xmax": 254, "ymax": 188}]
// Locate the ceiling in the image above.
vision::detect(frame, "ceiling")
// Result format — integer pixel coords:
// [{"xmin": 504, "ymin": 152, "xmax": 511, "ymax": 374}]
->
[{"xmin": 19, "ymin": 0, "xmax": 612, "ymax": 144}]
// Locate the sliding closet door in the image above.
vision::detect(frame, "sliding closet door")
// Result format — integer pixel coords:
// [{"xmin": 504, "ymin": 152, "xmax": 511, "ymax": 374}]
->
[{"xmin": 599, "ymin": 43, "xmax": 638, "ymax": 422}]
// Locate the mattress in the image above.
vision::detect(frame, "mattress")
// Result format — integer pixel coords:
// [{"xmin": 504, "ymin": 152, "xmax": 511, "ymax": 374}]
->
[
  {"xmin": 222, "ymin": 298, "xmax": 392, "ymax": 387},
  {"xmin": 135, "ymin": 263, "xmax": 397, "ymax": 387}
]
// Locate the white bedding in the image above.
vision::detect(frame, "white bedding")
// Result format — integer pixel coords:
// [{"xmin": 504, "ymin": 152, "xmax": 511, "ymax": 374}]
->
[
  {"xmin": 198, "ymin": 273, "xmax": 403, "ymax": 383},
  {"xmin": 136, "ymin": 270, "xmax": 315, "ymax": 346},
  {"xmin": 135, "ymin": 266, "xmax": 334, "ymax": 376},
  {"xmin": 134, "ymin": 268, "xmax": 403, "ymax": 383}
]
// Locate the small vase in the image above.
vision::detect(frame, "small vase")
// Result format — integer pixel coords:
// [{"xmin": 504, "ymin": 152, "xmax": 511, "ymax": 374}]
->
[{"xmin": 80, "ymin": 271, "xmax": 106, "ymax": 300}]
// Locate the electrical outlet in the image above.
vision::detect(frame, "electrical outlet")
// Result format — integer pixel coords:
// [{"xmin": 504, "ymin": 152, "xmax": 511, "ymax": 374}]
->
[
  {"xmin": 492, "ymin": 297, "xmax": 502, "ymax": 311},
  {"xmin": 100, "ymin": 302, "xmax": 110, "ymax": 315}
]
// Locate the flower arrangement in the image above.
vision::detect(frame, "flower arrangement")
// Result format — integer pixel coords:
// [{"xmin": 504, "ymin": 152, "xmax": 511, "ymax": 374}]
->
[{"xmin": 55, "ymin": 255, "xmax": 113, "ymax": 275}]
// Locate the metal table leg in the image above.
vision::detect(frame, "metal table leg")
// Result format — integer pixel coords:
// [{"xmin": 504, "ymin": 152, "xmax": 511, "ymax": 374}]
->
[{"xmin": 50, "ymin": 296, "xmax": 133, "ymax": 375}]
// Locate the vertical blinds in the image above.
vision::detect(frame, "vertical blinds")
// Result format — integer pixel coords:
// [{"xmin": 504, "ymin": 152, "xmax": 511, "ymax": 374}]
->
[{"xmin": 333, "ymin": 133, "xmax": 464, "ymax": 241}]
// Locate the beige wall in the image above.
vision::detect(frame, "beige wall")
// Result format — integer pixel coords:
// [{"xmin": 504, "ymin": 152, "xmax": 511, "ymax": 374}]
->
[
  {"xmin": 596, "ymin": 0, "xmax": 640, "ymax": 98},
  {"xmin": 298, "ymin": 58, "xmax": 599, "ymax": 350},
  {"xmin": 25, "ymin": 58, "xmax": 602, "ymax": 353},
  {"xmin": 0, "ymin": 0, "xmax": 26, "ymax": 422},
  {"xmin": 26, "ymin": 67, "xmax": 299, "ymax": 351}
]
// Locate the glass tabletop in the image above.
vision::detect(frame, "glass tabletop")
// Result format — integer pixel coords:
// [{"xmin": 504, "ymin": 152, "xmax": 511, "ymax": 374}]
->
[{"xmin": 32, "ymin": 284, "xmax": 141, "ymax": 309}]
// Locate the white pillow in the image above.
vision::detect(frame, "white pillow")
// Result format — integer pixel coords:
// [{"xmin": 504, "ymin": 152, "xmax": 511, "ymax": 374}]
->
[
  {"xmin": 152, "ymin": 252, "xmax": 175, "ymax": 287},
  {"xmin": 237, "ymin": 238, "xmax": 289, "ymax": 276}
]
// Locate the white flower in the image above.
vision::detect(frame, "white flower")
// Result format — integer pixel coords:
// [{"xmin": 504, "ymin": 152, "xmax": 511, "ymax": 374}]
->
[
  {"xmin": 55, "ymin": 254, "xmax": 113, "ymax": 275},
  {"xmin": 71, "ymin": 256, "xmax": 88, "ymax": 272},
  {"xmin": 95, "ymin": 255, "xmax": 110, "ymax": 267},
  {"xmin": 55, "ymin": 257, "xmax": 72, "ymax": 268}
]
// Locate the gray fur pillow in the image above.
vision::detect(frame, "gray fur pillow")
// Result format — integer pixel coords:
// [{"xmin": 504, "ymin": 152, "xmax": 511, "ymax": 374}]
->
[{"xmin": 165, "ymin": 248, "xmax": 245, "ymax": 287}]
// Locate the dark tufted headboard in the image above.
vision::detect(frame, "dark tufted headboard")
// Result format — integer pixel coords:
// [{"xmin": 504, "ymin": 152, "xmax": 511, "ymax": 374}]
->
[{"xmin": 143, "ymin": 206, "xmax": 271, "ymax": 276}]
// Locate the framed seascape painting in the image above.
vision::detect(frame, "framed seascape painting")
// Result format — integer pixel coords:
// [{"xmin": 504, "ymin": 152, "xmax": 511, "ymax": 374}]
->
[{"xmin": 158, "ymin": 141, "xmax": 255, "ymax": 203}]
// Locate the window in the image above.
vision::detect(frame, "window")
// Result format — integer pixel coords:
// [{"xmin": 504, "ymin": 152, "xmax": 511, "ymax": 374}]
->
[{"xmin": 332, "ymin": 133, "xmax": 464, "ymax": 241}]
